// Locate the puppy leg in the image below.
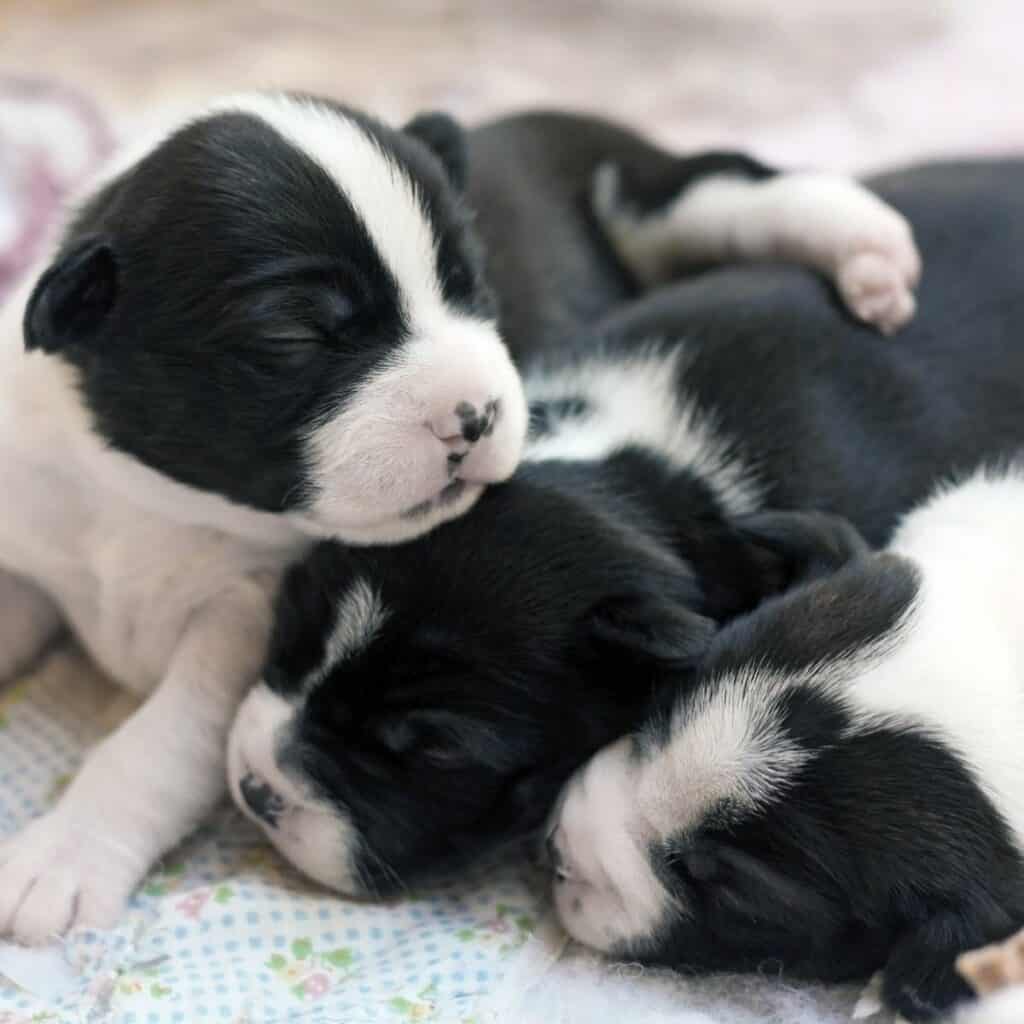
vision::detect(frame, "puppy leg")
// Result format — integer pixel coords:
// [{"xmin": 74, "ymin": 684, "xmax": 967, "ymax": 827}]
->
[
  {"xmin": 0, "ymin": 580, "xmax": 271, "ymax": 944},
  {"xmin": 0, "ymin": 570, "xmax": 62, "ymax": 684},
  {"xmin": 883, "ymin": 907, "xmax": 1019, "ymax": 1021},
  {"xmin": 593, "ymin": 156, "xmax": 921, "ymax": 334}
]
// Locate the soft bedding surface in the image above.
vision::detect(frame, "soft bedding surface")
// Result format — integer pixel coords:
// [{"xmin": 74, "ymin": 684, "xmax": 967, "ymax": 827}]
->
[
  {"xmin": 0, "ymin": 650, "xmax": 547, "ymax": 1024},
  {"xmin": 0, "ymin": 651, "xmax": 885, "ymax": 1024},
  {"xmin": 4, "ymin": 5, "xmax": 1024, "ymax": 1015}
]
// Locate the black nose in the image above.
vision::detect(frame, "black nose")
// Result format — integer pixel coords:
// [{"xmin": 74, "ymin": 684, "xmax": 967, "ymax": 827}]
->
[
  {"xmin": 239, "ymin": 772, "xmax": 285, "ymax": 828},
  {"xmin": 456, "ymin": 399, "xmax": 500, "ymax": 443}
]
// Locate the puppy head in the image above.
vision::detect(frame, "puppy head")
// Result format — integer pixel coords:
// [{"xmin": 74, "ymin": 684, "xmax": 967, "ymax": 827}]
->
[
  {"xmin": 550, "ymin": 553, "xmax": 1024, "ymax": 1022},
  {"xmin": 227, "ymin": 466, "xmax": 730, "ymax": 897},
  {"xmin": 226, "ymin": 454, "xmax": 874, "ymax": 897},
  {"xmin": 23, "ymin": 93, "xmax": 526, "ymax": 543}
]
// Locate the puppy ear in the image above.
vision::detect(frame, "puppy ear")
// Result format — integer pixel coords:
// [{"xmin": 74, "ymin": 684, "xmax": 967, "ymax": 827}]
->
[
  {"xmin": 734, "ymin": 509, "xmax": 869, "ymax": 589},
  {"xmin": 404, "ymin": 111, "xmax": 468, "ymax": 191},
  {"xmin": 586, "ymin": 593, "xmax": 716, "ymax": 674},
  {"xmin": 24, "ymin": 238, "xmax": 118, "ymax": 353}
]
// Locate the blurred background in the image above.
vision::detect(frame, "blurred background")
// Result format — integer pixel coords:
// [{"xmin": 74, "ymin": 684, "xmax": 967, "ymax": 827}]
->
[{"xmin": 1, "ymin": 0, "xmax": 1021, "ymax": 299}]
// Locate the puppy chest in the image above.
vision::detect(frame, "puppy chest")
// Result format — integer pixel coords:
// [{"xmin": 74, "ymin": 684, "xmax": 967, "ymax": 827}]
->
[{"xmin": 73, "ymin": 521, "xmax": 280, "ymax": 694}]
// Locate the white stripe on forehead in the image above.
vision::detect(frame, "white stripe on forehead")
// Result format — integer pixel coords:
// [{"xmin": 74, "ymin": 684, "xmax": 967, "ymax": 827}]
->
[
  {"xmin": 207, "ymin": 93, "xmax": 443, "ymax": 312},
  {"xmin": 305, "ymin": 577, "xmax": 389, "ymax": 692},
  {"xmin": 637, "ymin": 668, "xmax": 815, "ymax": 841}
]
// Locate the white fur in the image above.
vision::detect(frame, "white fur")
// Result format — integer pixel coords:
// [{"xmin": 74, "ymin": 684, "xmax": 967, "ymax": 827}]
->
[
  {"xmin": 872, "ymin": 469, "xmax": 1024, "ymax": 847},
  {"xmin": 302, "ymin": 320, "xmax": 526, "ymax": 544},
  {"xmin": 0, "ymin": 90, "xmax": 524, "ymax": 943},
  {"xmin": 524, "ymin": 347, "xmax": 763, "ymax": 517},
  {"xmin": 311, "ymin": 578, "xmax": 389, "ymax": 689},
  {"xmin": 553, "ymin": 465, "xmax": 1024, "ymax": 952},
  {"xmin": 594, "ymin": 165, "xmax": 921, "ymax": 334},
  {"xmin": 227, "ymin": 577, "xmax": 391, "ymax": 894},
  {"xmin": 0, "ymin": 572, "xmax": 274, "ymax": 942},
  {"xmin": 228, "ymin": 682, "xmax": 361, "ymax": 894},
  {"xmin": 550, "ymin": 672, "xmax": 813, "ymax": 951},
  {"xmin": 201, "ymin": 93, "xmax": 527, "ymax": 542},
  {"xmin": 551, "ymin": 739, "xmax": 674, "ymax": 953},
  {"xmin": 0, "ymin": 571, "xmax": 62, "ymax": 681},
  {"xmin": 210, "ymin": 94, "xmax": 441, "ymax": 315}
]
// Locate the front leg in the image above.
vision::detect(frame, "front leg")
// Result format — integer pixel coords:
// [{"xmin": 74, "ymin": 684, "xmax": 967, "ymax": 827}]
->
[
  {"xmin": 0, "ymin": 579, "xmax": 271, "ymax": 944},
  {"xmin": 0, "ymin": 570, "xmax": 63, "ymax": 684},
  {"xmin": 593, "ymin": 154, "xmax": 921, "ymax": 335}
]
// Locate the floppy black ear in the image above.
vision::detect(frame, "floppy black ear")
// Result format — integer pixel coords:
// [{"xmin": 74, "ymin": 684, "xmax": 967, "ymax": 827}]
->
[
  {"xmin": 404, "ymin": 111, "xmax": 468, "ymax": 191},
  {"xmin": 586, "ymin": 593, "xmax": 716, "ymax": 674},
  {"xmin": 24, "ymin": 238, "xmax": 118, "ymax": 353},
  {"xmin": 734, "ymin": 509, "xmax": 869, "ymax": 589}
]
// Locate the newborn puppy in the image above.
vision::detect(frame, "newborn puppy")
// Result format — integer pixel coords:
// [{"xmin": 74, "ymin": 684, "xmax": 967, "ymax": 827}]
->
[
  {"xmin": 227, "ymin": 158, "xmax": 1024, "ymax": 910},
  {"xmin": 0, "ymin": 91, "xmax": 526, "ymax": 944},
  {"xmin": 549, "ymin": 467, "xmax": 1024, "ymax": 1021},
  {"xmin": 0, "ymin": 93, "xmax": 919, "ymax": 944}
]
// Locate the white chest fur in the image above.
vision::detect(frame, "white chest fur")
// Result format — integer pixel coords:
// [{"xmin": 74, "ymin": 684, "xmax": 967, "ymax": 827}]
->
[{"xmin": 0, "ymin": 298, "xmax": 307, "ymax": 693}]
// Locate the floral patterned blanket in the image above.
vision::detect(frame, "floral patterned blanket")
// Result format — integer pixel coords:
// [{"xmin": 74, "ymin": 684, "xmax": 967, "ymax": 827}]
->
[{"xmin": 0, "ymin": 649, "xmax": 544, "ymax": 1024}]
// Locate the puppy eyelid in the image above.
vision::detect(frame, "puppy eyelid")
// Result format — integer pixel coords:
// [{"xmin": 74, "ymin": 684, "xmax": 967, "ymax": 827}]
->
[{"xmin": 271, "ymin": 326, "xmax": 323, "ymax": 343}]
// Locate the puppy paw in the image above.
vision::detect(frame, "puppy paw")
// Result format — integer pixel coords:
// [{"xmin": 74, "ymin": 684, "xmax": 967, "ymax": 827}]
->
[
  {"xmin": 837, "ymin": 235, "xmax": 920, "ymax": 336},
  {"xmin": 753, "ymin": 172, "xmax": 922, "ymax": 335},
  {"xmin": 0, "ymin": 811, "xmax": 143, "ymax": 944}
]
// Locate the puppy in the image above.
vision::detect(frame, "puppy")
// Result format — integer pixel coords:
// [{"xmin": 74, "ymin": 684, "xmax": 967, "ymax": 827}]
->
[
  {"xmin": 0, "ymin": 91, "xmax": 527, "ymax": 945},
  {"xmin": 233, "ymin": 157, "xmax": 1024, "ymax": 906},
  {"xmin": 548, "ymin": 465, "xmax": 1024, "ymax": 1022},
  {"xmin": 0, "ymin": 94, "xmax": 919, "ymax": 943}
]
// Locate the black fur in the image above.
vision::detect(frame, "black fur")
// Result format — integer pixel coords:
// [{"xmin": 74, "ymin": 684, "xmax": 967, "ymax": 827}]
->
[
  {"xmin": 463, "ymin": 111, "xmax": 777, "ymax": 361},
  {"xmin": 26, "ymin": 98, "xmax": 490, "ymax": 513},
  {"xmin": 632, "ymin": 557, "xmax": 1024, "ymax": 1021},
  {"xmin": 264, "ymin": 443, "xmax": 865, "ymax": 893},
  {"xmin": 264, "ymin": 145, "xmax": 1024, "ymax": 900}
]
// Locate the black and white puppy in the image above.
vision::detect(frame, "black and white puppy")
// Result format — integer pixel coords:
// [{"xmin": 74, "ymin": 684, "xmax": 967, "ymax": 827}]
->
[
  {"xmin": 0, "ymin": 91, "xmax": 528, "ymax": 945},
  {"xmin": 0, "ymin": 94, "xmax": 918, "ymax": 944},
  {"xmin": 227, "ymin": 159, "xmax": 1024, "ymax": 909},
  {"xmin": 548, "ymin": 465, "xmax": 1024, "ymax": 1022}
]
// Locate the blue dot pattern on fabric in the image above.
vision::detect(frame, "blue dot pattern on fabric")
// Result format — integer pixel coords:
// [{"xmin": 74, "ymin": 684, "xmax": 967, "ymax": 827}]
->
[{"xmin": 0, "ymin": 649, "xmax": 546, "ymax": 1022}]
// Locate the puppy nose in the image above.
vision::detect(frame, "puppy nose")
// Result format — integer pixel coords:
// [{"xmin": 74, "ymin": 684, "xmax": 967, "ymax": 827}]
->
[
  {"xmin": 430, "ymin": 399, "xmax": 501, "ymax": 447},
  {"xmin": 461, "ymin": 399, "xmax": 500, "ymax": 442},
  {"xmin": 545, "ymin": 827, "xmax": 572, "ymax": 881},
  {"xmin": 239, "ymin": 772, "xmax": 285, "ymax": 828}
]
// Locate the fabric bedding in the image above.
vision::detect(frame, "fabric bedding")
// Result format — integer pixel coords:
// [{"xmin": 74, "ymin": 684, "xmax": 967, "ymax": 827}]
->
[
  {"xmin": 0, "ymin": 649, "xmax": 891, "ymax": 1024},
  {"xmin": 0, "ymin": 63, "xmax": 1020, "ymax": 1023}
]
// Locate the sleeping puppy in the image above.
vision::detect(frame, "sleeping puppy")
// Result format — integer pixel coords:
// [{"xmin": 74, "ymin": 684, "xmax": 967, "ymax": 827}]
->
[
  {"xmin": 0, "ymin": 91, "xmax": 527, "ymax": 945},
  {"xmin": 0, "ymin": 94, "xmax": 918, "ymax": 944},
  {"xmin": 226, "ymin": 159, "xmax": 1024, "ymax": 908},
  {"xmin": 547, "ymin": 465, "xmax": 1024, "ymax": 1022}
]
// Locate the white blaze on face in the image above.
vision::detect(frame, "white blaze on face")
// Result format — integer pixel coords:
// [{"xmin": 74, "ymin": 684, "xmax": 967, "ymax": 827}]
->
[
  {"xmin": 228, "ymin": 683, "xmax": 361, "ymax": 894},
  {"xmin": 550, "ymin": 737, "xmax": 676, "ymax": 952},
  {"xmin": 206, "ymin": 93, "xmax": 527, "ymax": 545},
  {"xmin": 226, "ymin": 577, "xmax": 396, "ymax": 894},
  {"xmin": 551, "ymin": 676, "xmax": 811, "ymax": 952},
  {"xmin": 305, "ymin": 578, "xmax": 389, "ymax": 691}
]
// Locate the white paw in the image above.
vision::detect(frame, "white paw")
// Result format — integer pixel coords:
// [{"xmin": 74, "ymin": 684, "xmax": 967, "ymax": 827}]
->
[
  {"xmin": 836, "ymin": 224, "xmax": 921, "ymax": 336},
  {"xmin": 0, "ymin": 811, "xmax": 143, "ymax": 945},
  {"xmin": 748, "ymin": 173, "xmax": 922, "ymax": 335}
]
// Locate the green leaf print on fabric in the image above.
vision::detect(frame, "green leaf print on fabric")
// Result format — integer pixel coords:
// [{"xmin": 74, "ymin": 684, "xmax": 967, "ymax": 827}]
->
[
  {"xmin": 265, "ymin": 939, "xmax": 360, "ymax": 1000},
  {"xmin": 454, "ymin": 902, "xmax": 535, "ymax": 953},
  {"xmin": 388, "ymin": 982, "xmax": 438, "ymax": 1020}
]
